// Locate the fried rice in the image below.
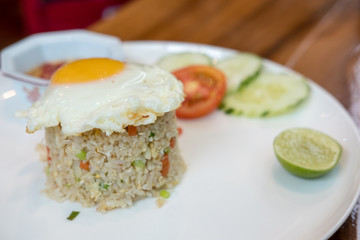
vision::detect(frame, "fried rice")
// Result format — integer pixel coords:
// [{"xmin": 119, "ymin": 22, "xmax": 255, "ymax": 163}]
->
[{"xmin": 42, "ymin": 111, "xmax": 185, "ymax": 212}]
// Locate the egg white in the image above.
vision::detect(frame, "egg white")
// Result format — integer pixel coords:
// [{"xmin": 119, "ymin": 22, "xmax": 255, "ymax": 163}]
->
[{"xmin": 18, "ymin": 63, "xmax": 184, "ymax": 135}]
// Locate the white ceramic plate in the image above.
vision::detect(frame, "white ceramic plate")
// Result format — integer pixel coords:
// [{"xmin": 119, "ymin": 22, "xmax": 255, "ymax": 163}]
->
[{"xmin": 1, "ymin": 41, "xmax": 360, "ymax": 240}]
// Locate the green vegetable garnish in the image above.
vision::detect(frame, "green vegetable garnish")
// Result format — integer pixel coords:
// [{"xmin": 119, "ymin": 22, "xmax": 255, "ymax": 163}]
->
[
  {"xmin": 99, "ymin": 182, "xmax": 109, "ymax": 190},
  {"xmin": 163, "ymin": 147, "xmax": 171, "ymax": 154},
  {"xmin": 149, "ymin": 132, "xmax": 155, "ymax": 138},
  {"xmin": 160, "ymin": 190, "xmax": 170, "ymax": 199},
  {"xmin": 132, "ymin": 160, "xmax": 146, "ymax": 168},
  {"xmin": 76, "ymin": 150, "xmax": 87, "ymax": 160},
  {"xmin": 67, "ymin": 211, "xmax": 80, "ymax": 221}
]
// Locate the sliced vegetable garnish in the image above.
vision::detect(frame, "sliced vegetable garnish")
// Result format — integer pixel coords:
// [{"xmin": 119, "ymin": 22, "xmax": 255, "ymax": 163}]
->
[
  {"xmin": 177, "ymin": 127, "xmax": 183, "ymax": 136},
  {"xmin": 160, "ymin": 190, "xmax": 171, "ymax": 199},
  {"xmin": 216, "ymin": 53, "xmax": 262, "ymax": 91},
  {"xmin": 46, "ymin": 146, "xmax": 51, "ymax": 163},
  {"xmin": 76, "ymin": 150, "xmax": 87, "ymax": 160},
  {"xmin": 99, "ymin": 182, "xmax": 110, "ymax": 190},
  {"xmin": 132, "ymin": 160, "xmax": 146, "ymax": 168},
  {"xmin": 127, "ymin": 125, "xmax": 138, "ymax": 136},
  {"xmin": 170, "ymin": 137, "xmax": 176, "ymax": 148},
  {"xmin": 161, "ymin": 154, "xmax": 170, "ymax": 177},
  {"xmin": 173, "ymin": 65, "xmax": 226, "ymax": 119},
  {"xmin": 79, "ymin": 161, "xmax": 90, "ymax": 171},
  {"xmin": 67, "ymin": 211, "xmax": 80, "ymax": 221},
  {"xmin": 163, "ymin": 146, "xmax": 171, "ymax": 154},
  {"xmin": 221, "ymin": 72, "xmax": 310, "ymax": 117},
  {"xmin": 156, "ymin": 52, "xmax": 212, "ymax": 72}
]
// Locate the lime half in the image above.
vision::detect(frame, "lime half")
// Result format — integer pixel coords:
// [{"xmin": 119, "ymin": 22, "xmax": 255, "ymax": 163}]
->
[{"xmin": 273, "ymin": 128, "xmax": 342, "ymax": 178}]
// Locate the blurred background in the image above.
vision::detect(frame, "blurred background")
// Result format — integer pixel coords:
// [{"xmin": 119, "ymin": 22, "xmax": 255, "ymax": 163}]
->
[
  {"xmin": 0, "ymin": 0, "xmax": 23, "ymax": 49},
  {"xmin": 0, "ymin": 0, "xmax": 130, "ymax": 50}
]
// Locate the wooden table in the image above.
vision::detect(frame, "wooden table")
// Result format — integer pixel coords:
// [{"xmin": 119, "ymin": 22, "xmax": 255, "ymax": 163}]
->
[{"xmin": 90, "ymin": 0, "xmax": 360, "ymax": 238}]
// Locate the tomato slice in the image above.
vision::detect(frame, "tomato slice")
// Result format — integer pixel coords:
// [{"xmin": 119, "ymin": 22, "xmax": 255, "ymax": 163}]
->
[{"xmin": 172, "ymin": 65, "xmax": 226, "ymax": 119}]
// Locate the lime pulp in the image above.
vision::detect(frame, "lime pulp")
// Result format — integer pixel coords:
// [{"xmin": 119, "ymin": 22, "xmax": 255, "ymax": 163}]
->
[{"xmin": 273, "ymin": 128, "xmax": 342, "ymax": 178}]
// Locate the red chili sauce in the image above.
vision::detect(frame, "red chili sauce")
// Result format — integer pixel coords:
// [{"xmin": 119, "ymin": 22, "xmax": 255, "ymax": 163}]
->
[{"xmin": 27, "ymin": 61, "xmax": 67, "ymax": 80}]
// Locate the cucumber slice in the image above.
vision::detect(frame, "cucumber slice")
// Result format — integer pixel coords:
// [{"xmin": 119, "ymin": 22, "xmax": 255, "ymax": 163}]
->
[
  {"xmin": 220, "ymin": 72, "xmax": 310, "ymax": 117},
  {"xmin": 216, "ymin": 53, "xmax": 262, "ymax": 91},
  {"xmin": 156, "ymin": 52, "xmax": 212, "ymax": 72}
]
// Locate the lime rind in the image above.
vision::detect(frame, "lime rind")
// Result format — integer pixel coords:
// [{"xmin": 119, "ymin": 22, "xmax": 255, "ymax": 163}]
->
[{"xmin": 273, "ymin": 128, "xmax": 342, "ymax": 178}]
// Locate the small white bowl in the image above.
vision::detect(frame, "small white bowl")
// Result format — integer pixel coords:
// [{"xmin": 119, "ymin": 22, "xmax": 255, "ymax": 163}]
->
[{"xmin": 0, "ymin": 29, "xmax": 125, "ymax": 86}]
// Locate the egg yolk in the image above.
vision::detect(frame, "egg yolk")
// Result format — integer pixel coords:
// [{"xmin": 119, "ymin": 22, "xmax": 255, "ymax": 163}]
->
[{"xmin": 51, "ymin": 58, "xmax": 125, "ymax": 84}]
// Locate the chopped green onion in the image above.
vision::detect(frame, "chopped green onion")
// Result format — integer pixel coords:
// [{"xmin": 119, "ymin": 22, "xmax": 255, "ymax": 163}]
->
[
  {"xmin": 76, "ymin": 150, "xmax": 87, "ymax": 160},
  {"xmin": 163, "ymin": 147, "xmax": 171, "ymax": 154},
  {"xmin": 46, "ymin": 166, "xmax": 50, "ymax": 176},
  {"xmin": 67, "ymin": 211, "xmax": 80, "ymax": 221},
  {"xmin": 149, "ymin": 132, "xmax": 155, "ymax": 138},
  {"xmin": 65, "ymin": 184, "xmax": 72, "ymax": 188},
  {"xmin": 120, "ymin": 179, "xmax": 124, "ymax": 183},
  {"xmin": 99, "ymin": 182, "xmax": 109, "ymax": 190},
  {"xmin": 160, "ymin": 190, "xmax": 170, "ymax": 199},
  {"xmin": 132, "ymin": 160, "xmax": 146, "ymax": 168}
]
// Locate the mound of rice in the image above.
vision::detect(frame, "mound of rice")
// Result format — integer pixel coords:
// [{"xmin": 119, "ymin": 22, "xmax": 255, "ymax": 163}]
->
[
  {"xmin": 43, "ymin": 111, "xmax": 185, "ymax": 212},
  {"xmin": 18, "ymin": 59, "xmax": 186, "ymax": 212}
]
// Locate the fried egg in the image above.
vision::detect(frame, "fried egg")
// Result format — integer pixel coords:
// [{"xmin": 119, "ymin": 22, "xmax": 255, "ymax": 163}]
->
[{"xmin": 18, "ymin": 58, "xmax": 184, "ymax": 135}]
